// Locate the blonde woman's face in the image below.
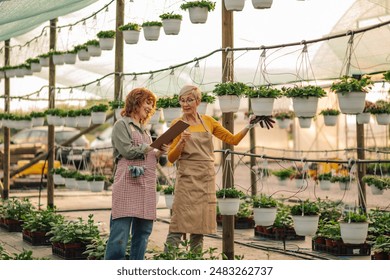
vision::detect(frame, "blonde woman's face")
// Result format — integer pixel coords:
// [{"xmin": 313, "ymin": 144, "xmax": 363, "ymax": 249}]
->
[{"xmin": 179, "ymin": 93, "xmax": 200, "ymax": 115}]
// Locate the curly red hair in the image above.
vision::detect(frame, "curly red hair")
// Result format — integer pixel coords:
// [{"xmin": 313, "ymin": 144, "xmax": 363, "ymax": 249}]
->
[{"xmin": 121, "ymin": 88, "xmax": 156, "ymax": 123}]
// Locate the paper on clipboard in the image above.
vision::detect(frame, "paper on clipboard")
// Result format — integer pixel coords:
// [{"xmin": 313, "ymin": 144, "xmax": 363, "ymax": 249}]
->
[{"xmin": 150, "ymin": 120, "xmax": 190, "ymax": 150}]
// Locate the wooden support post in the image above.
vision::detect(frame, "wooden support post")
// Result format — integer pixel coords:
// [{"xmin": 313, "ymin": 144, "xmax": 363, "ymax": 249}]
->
[
  {"xmin": 2, "ymin": 39, "xmax": 11, "ymax": 200},
  {"xmin": 249, "ymin": 99, "xmax": 257, "ymax": 196},
  {"xmin": 47, "ymin": 19, "xmax": 57, "ymax": 208},
  {"xmin": 114, "ymin": 0, "xmax": 124, "ymax": 121},
  {"xmin": 221, "ymin": 3, "xmax": 235, "ymax": 260},
  {"xmin": 356, "ymin": 123, "xmax": 366, "ymax": 212}
]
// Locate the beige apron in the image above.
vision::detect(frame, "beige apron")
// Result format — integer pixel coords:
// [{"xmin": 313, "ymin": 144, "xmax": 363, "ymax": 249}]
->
[{"xmin": 169, "ymin": 115, "xmax": 217, "ymax": 234}]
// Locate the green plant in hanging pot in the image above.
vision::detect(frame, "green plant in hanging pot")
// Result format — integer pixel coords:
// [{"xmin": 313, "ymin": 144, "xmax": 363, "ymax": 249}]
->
[
  {"xmin": 213, "ymin": 81, "xmax": 248, "ymax": 113},
  {"xmin": 85, "ymin": 39, "xmax": 101, "ymax": 57},
  {"xmin": 271, "ymin": 168, "xmax": 294, "ymax": 185},
  {"xmin": 142, "ymin": 21, "xmax": 163, "ymax": 41},
  {"xmin": 283, "ymin": 85, "xmax": 327, "ymax": 117},
  {"xmin": 96, "ymin": 30, "xmax": 116, "ymax": 51},
  {"xmin": 316, "ymin": 172, "xmax": 333, "ymax": 190},
  {"xmin": 216, "ymin": 187, "xmax": 245, "ymax": 216},
  {"xmin": 339, "ymin": 209, "xmax": 369, "ymax": 244},
  {"xmin": 330, "ymin": 75, "xmax": 373, "ymax": 114},
  {"xmin": 290, "ymin": 199, "xmax": 320, "ymax": 236},
  {"xmin": 252, "ymin": 194, "xmax": 278, "ymax": 227},
  {"xmin": 119, "ymin": 22, "xmax": 141, "ymax": 44},
  {"xmin": 273, "ymin": 110, "xmax": 294, "ymax": 129},
  {"xmin": 90, "ymin": 103, "xmax": 109, "ymax": 125},
  {"xmin": 180, "ymin": 1, "xmax": 216, "ymax": 24},
  {"xmin": 245, "ymin": 85, "xmax": 282, "ymax": 116},
  {"xmin": 163, "ymin": 185, "xmax": 175, "ymax": 209},
  {"xmin": 367, "ymin": 100, "xmax": 390, "ymax": 125},
  {"xmin": 157, "ymin": 95, "xmax": 181, "ymax": 124},
  {"xmin": 362, "ymin": 175, "xmax": 390, "ymax": 195},
  {"xmin": 159, "ymin": 12, "xmax": 183, "ymax": 35},
  {"xmin": 197, "ymin": 92, "xmax": 216, "ymax": 115},
  {"xmin": 319, "ymin": 108, "xmax": 340, "ymax": 126}
]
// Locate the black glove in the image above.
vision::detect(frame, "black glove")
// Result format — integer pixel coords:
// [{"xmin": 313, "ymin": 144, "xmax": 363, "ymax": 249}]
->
[{"xmin": 250, "ymin": 115, "xmax": 275, "ymax": 129}]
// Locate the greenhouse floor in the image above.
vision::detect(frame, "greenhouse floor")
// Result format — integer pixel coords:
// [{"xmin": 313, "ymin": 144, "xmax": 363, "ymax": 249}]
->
[{"xmin": 0, "ymin": 188, "xmax": 373, "ymax": 261}]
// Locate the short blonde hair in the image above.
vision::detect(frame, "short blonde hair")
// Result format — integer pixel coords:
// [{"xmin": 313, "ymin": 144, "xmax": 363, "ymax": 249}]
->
[{"xmin": 179, "ymin": 85, "xmax": 201, "ymax": 100}]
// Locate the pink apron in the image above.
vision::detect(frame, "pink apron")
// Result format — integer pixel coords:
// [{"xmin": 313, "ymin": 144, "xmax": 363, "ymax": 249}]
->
[{"xmin": 111, "ymin": 124, "xmax": 157, "ymax": 221}]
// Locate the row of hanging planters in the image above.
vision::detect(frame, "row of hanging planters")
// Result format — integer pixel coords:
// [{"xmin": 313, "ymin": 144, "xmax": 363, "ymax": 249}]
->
[
  {"xmin": 0, "ymin": 103, "xmax": 109, "ymax": 130},
  {"xmin": 50, "ymin": 167, "xmax": 106, "ymax": 192}
]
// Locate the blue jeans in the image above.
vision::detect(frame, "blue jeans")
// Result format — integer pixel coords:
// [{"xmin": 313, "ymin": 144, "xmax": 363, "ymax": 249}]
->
[{"xmin": 104, "ymin": 216, "xmax": 153, "ymax": 260}]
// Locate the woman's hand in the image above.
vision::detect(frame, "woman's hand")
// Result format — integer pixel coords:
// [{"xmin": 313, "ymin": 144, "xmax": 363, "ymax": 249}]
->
[{"xmin": 156, "ymin": 144, "xmax": 169, "ymax": 158}]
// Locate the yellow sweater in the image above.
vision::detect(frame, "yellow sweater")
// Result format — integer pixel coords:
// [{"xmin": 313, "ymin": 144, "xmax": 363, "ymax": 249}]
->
[{"xmin": 168, "ymin": 115, "xmax": 246, "ymax": 163}]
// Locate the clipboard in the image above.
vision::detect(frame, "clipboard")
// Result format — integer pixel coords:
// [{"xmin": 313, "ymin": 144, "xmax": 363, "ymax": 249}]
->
[{"xmin": 150, "ymin": 120, "xmax": 190, "ymax": 150}]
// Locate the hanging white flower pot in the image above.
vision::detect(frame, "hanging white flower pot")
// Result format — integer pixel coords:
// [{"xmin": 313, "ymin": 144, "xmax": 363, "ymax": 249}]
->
[
  {"xmin": 337, "ymin": 92, "xmax": 366, "ymax": 114},
  {"xmin": 76, "ymin": 180, "xmax": 90, "ymax": 191},
  {"xmin": 292, "ymin": 215, "xmax": 319, "ymax": 236},
  {"xmin": 340, "ymin": 222, "xmax": 369, "ymax": 244},
  {"xmin": 5, "ymin": 69, "xmax": 16, "ymax": 78},
  {"xmin": 53, "ymin": 174, "xmax": 65, "ymax": 185},
  {"xmin": 77, "ymin": 116, "xmax": 92, "ymax": 128},
  {"xmin": 224, "ymin": 0, "xmax": 245, "ymax": 11},
  {"xmin": 90, "ymin": 181, "xmax": 104, "ymax": 192},
  {"xmin": 319, "ymin": 180, "xmax": 332, "ymax": 191},
  {"xmin": 99, "ymin": 38, "xmax": 115, "ymax": 50},
  {"xmin": 162, "ymin": 19, "xmax": 182, "ymax": 35},
  {"xmin": 149, "ymin": 109, "xmax": 162, "ymax": 125},
  {"xmin": 39, "ymin": 57, "xmax": 50, "ymax": 67},
  {"xmin": 375, "ymin": 113, "xmax": 390, "ymax": 125},
  {"xmin": 218, "ymin": 95, "xmax": 241, "ymax": 113},
  {"xmin": 323, "ymin": 115, "xmax": 338, "ymax": 126},
  {"xmin": 87, "ymin": 45, "xmax": 102, "ymax": 57},
  {"xmin": 252, "ymin": 0, "xmax": 273, "ymax": 9},
  {"xmin": 356, "ymin": 112, "xmax": 371, "ymax": 124},
  {"xmin": 164, "ymin": 194, "xmax": 174, "ymax": 209},
  {"xmin": 250, "ymin": 97, "xmax": 274, "ymax": 116},
  {"xmin": 143, "ymin": 26, "xmax": 161, "ymax": 41},
  {"xmin": 188, "ymin": 7, "xmax": 209, "ymax": 24},
  {"xmin": 292, "ymin": 97, "xmax": 319, "ymax": 117},
  {"xmin": 217, "ymin": 198, "xmax": 240, "ymax": 215},
  {"xmin": 30, "ymin": 63, "xmax": 42, "ymax": 72},
  {"xmin": 65, "ymin": 116, "xmax": 78, "ymax": 127},
  {"xmin": 253, "ymin": 207, "xmax": 277, "ymax": 226},
  {"xmin": 197, "ymin": 102, "xmax": 209, "ymax": 115},
  {"xmin": 46, "ymin": 115, "xmax": 55, "ymax": 125},
  {"xmin": 52, "ymin": 54, "xmax": 65, "ymax": 65},
  {"xmin": 369, "ymin": 184, "xmax": 384, "ymax": 195},
  {"xmin": 91, "ymin": 112, "xmax": 106, "ymax": 124},
  {"xmin": 65, "ymin": 178, "xmax": 78, "ymax": 189},
  {"xmin": 32, "ymin": 117, "xmax": 45, "ymax": 127},
  {"xmin": 162, "ymin": 107, "xmax": 182, "ymax": 123},
  {"xmin": 339, "ymin": 181, "xmax": 351, "ymax": 190},
  {"xmin": 77, "ymin": 50, "xmax": 91, "ymax": 61},
  {"xmin": 123, "ymin": 30, "xmax": 141, "ymax": 44},
  {"xmin": 64, "ymin": 53, "xmax": 77, "ymax": 64},
  {"xmin": 52, "ymin": 116, "xmax": 65, "ymax": 126},
  {"xmin": 276, "ymin": 118, "xmax": 292, "ymax": 129},
  {"xmin": 115, "ymin": 108, "xmax": 123, "ymax": 119},
  {"xmin": 298, "ymin": 117, "xmax": 312, "ymax": 128}
]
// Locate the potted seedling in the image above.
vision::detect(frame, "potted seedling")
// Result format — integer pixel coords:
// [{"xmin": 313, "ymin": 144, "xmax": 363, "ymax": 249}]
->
[
  {"xmin": 319, "ymin": 108, "xmax": 340, "ymax": 126},
  {"xmin": 96, "ymin": 30, "xmax": 115, "ymax": 50},
  {"xmin": 90, "ymin": 103, "xmax": 109, "ymax": 124},
  {"xmin": 159, "ymin": 12, "xmax": 183, "ymax": 35},
  {"xmin": 85, "ymin": 39, "xmax": 101, "ymax": 57},
  {"xmin": 156, "ymin": 95, "xmax": 181, "ymax": 124},
  {"xmin": 252, "ymin": 194, "xmax": 278, "ymax": 226},
  {"xmin": 330, "ymin": 75, "xmax": 373, "ymax": 114},
  {"xmin": 109, "ymin": 99, "xmax": 125, "ymax": 119},
  {"xmin": 213, "ymin": 81, "xmax": 249, "ymax": 113},
  {"xmin": 316, "ymin": 172, "xmax": 332, "ymax": 190},
  {"xmin": 362, "ymin": 175, "xmax": 389, "ymax": 195},
  {"xmin": 273, "ymin": 111, "xmax": 295, "ymax": 129},
  {"xmin": 141, "ymin": 21, "xmax": 163, "ymax": 41},
  {"xmin": 119, "ymin": 22, "xmax": 141, "ymax": 44},
  {"xmin": 339, "ymin": 209, "xmax": 369, "ymax": 244},
  {"xmin": 283, "ymin": 85, "xmax": 327, "ymax": 117},
  {"xmin": 216, "ymin": 187, "xmax": 245, "ymax": 216},
  {"xmin": 74, "ymin": 44, "xmax": 90, "ymax": 61},
  {"xmin": 180, "ymin": 1, "xmax": 216, "ymax": 24},
  {"xmin": 245, "ymin": 85, "xmax": 282, "ymax": 116},
  {"xmin": 163, "ymin": 185, "xmax": 175, "ymax": 209},
  {"xmin": 367, "ymin": 100, "xmax": 390, "ymax": 125},
  {"xmin": 198, "ymin": 92, "xmax": 216, "ymax": 115},
  {"xmin": 290, "ymin": 199, "xmax": 320, "ymax": 236},
  {"xmin": 271, "ymin": 168, "xmax": 294, "ymax": 186}
]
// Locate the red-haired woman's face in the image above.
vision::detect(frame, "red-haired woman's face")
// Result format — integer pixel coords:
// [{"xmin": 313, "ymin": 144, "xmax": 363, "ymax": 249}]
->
[{"xmin": 137, "ymin": 98, "xmax": 154, "ymax": 122}]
